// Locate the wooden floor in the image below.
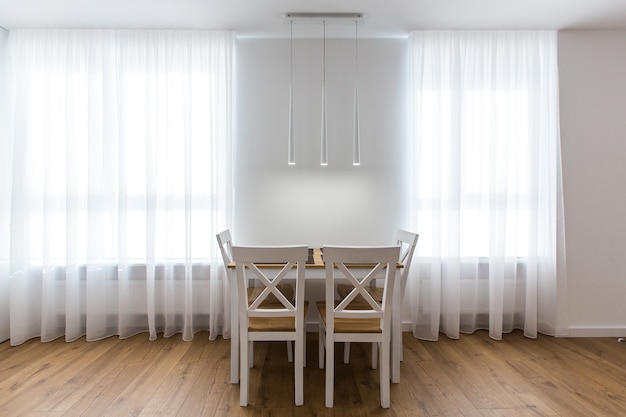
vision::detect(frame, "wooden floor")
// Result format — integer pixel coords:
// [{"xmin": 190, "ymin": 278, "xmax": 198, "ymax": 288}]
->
[{"xmin": 1, "ymin": 330, "xmax": 626, "ymax": 417}]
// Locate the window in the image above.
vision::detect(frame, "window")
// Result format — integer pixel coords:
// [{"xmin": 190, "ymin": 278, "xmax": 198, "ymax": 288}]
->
[
  {"xmin": 11, "ymin": 32, "xmax": 231, "ymax": 264},
  {"xmin": 414, "ymin": 89, "xmax": 533, "ymax": 257}
]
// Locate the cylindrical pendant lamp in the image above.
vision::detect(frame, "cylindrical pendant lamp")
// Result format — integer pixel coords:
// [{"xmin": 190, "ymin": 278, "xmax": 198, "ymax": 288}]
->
[{"xmin": 283, "ymin": 13, "xmax": 365, "ymax": 167}]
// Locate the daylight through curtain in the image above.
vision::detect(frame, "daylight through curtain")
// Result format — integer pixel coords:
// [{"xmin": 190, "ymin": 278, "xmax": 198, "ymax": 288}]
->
[
  {"xmin": 408, "ymin": 31, "xmax": 568, "ymax": 340},
  {"xmin": 0, "ymin": 29, "xmax": 232, "ymax": 345}
]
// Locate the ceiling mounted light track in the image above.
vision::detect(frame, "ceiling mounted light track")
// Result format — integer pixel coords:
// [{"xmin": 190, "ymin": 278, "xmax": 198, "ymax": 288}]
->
[{"xmin": 284, "ymin": 12, "xmax": 365, "ymax": 22}]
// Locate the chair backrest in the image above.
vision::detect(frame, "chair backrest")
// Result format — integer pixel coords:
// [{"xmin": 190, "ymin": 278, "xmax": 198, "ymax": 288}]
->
[
  {"xmin": 232, "ymin": 245, "xmax": 308, "ymax": 324},
  {"xmin": 216, "ymin": 229, "xmax": 233, "ymax": 270},
  {"xmin": 395, "ymin": 229, "xmax": 419, "ymax": 291},
  {"xmin": 323, "ymin": 245, "xmax": 400, "ymax": 331}
]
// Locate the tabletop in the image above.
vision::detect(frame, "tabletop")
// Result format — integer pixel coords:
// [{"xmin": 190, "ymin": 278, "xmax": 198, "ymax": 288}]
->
[{"xmin": 228, "ymin": 248, "xmax": 401, "ymax": 269}]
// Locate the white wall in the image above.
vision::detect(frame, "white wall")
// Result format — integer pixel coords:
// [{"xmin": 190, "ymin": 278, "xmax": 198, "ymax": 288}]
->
[
  {"xmin": 234, "ymin": 38, "xmax": 409, "ymax": 247},
  {"xmin": 559, "ymin": 31, "xmax": 626, "ymax": 336}
]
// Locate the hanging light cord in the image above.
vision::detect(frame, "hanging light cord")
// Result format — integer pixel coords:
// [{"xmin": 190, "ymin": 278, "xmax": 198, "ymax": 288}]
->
[
  {"xmin": 355, "ymin": 20, "xmax": 358, "ymax": 87},
  {"xmin": 320, "ymin": 20, "xmax": 328, "ymax": 166},
  {"xmin": 353, "ymin": 19, "xmax": 361, "ymax": 166},
  {"xmin": 287, "ymin": 20, "xmax": 295, "ymax": 165},
  {"xmin": 290, "ymin": 21, "xmax": 293, "ymax": 87},
  {"xmin": 323, "ymin": 21, "xmax": 326, "ymax": 87}
]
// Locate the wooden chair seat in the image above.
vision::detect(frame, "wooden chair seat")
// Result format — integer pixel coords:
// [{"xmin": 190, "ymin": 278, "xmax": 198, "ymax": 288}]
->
[
  {"xmin": 248, "ymin": 302, "xmax": 309, "ymax": 332},
  {"xmin": 316, "ymin": 302, "xmax": 381, "ymax": 333}
]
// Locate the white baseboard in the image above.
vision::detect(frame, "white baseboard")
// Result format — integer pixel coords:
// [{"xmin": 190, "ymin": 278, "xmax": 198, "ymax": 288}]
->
[{"xmin": 565, "ymin": 327, "xmax": 626, "ymax": 338}]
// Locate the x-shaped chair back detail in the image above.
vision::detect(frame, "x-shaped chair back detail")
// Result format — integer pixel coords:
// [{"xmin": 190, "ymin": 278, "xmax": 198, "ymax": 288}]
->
[
  {"xmin": 243, "ymin": 257, "xmax": 298, "ymax": 315},
  {"xmin": 333, "ymin": 260, "xmax": 387, "ymax": 318}
]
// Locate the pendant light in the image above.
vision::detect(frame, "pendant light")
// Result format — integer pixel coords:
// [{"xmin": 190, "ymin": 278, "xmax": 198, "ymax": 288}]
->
[
  {"xmin": 288, "ymin": 20, "xmax": 295, "ymax": 165},
  {"xmin": 353, "ymin": 20, "xmax": 361, "ymax": 166},
  {"xmin": 320, "ymin": 20, "xmax": 328, "ymax": 166},
  {"xmin": 283, "ymin": 13, "xmax": 365, "ymax": 167}
]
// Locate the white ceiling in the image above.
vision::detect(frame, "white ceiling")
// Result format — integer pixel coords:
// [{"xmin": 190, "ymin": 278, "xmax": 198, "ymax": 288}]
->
[{"xmin": 2, "ymin": 0, "xmax": 626, "ymax": 38}]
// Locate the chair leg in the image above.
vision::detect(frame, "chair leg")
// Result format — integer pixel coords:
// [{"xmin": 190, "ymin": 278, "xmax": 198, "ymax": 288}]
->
[
  {"xmin": 343, "ymin": 342, "xmax": 350, "ymax": 363},
  {"xmin": 371, "ymin": 342, "xmax": 378, "ymax": 369},
  {"xmin": 325, "ymin": 334, "xmax": 334, "ymax": 408},
  {"xmin": 295, "ymin": 337, "xmax": 304, "ymax": 405},
  {"xmin": 230, "ymin": 286, "xmax": 239, "ymax": 384},
  {"xmin": 240, "ymin": 334, "xmax": 249, "ymax": 406},
  {"xmin": 318, "ymin": 323, "xmax": 325, "ymax": 369},
  {"xmin": 379, "ymin": 339, "xmax": 390, "ymax": 408}
]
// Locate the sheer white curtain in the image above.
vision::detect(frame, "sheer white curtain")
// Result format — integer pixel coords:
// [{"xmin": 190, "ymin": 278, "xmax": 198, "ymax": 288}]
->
[
  {"xmin": 0, "ymin": 28, "xmax": 9, "ymax": 343},
  {"xmin": 408, "ymin": 31, "xmax": 568, "ymax": 340},
  {"xmin": 1, "ymin": 29, "xmax": 232, "ymax": 345}
]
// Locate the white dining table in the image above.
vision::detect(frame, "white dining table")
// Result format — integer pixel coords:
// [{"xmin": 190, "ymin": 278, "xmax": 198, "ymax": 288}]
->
[{"xmin": 227, "ymin": 248, "xmax": 404, "ymax": 384}]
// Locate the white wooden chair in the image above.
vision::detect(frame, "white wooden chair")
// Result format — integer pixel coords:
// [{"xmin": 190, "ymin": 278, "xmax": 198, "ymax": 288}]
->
[
  {"xmin": 216, "ymin": 229, "xmax": 240, "ymax": 384},
  {"xmin": 316, "ymin": 245, "xmax": 400, "ymax": 408},
  {"xmin": 339, "ymin": 229, "xmax": 419, "ymax": 375},
  {"xmin": 216, "ymin": 230, "xmax": 295, "ymax": 384},
  {"xmin": 232, "ymin": 245, "xmax": 308, "ymax": 406}
]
